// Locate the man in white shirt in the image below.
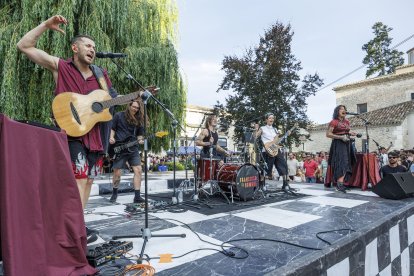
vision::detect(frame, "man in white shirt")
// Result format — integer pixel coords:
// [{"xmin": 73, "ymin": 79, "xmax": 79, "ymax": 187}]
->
[{"xmin": 287, "ymin": 153, "xmax": 299, "ymax": 181}]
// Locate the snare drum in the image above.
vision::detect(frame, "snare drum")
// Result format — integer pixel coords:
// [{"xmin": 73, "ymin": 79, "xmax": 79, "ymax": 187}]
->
[
  {"xmin": 197, "ymin": 158, "xmax": 220, "ymax": 183},
  {"xmin": 217, "ymin": 163, "xmax": 259, "ymax": 201}
]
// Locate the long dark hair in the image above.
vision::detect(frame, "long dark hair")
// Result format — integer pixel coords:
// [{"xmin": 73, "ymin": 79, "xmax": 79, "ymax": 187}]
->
[
  {"xmin": 125, "ymin": 99, "xmax": 148, "ymax": 127},
  {"xmin": 332, "ymin": 105, "xmax": 346, "ymax": 120},
  {"xmin": 205, "ymin": 115, "xmax": 215, "ymax": 128}
]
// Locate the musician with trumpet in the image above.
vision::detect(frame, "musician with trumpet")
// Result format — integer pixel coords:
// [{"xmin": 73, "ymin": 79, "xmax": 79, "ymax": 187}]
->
[{"xmin": 255, "ymin": 113, "xmax": 293, "ymax": 191}]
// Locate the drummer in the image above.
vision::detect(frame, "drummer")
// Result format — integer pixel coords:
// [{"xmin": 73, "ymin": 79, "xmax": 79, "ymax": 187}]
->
[{"xmin": 196, "ymin": 115, "xmax": 229, "ymax": 166}]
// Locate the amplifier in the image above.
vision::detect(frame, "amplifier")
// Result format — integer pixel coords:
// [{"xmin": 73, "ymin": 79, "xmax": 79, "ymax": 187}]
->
[{"xmin": 86, "ymin": 240, "xmax": 133, "ymax": 267}]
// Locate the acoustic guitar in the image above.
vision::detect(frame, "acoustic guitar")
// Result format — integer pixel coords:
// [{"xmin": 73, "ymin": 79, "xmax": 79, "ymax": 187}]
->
[
  {"xmin": 52, "ymin": 87, "xmax": 157, "ymax": 137},
  {"xmin": 264, "ymin": 123, "xmax": 298, "ymax": 157},
  {"xmin": 109, "ymin": 131, "xmax": 168, "ymax": 159}
]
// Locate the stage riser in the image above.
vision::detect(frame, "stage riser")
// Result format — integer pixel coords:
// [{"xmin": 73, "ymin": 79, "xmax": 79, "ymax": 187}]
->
[{"xmin": 267, "ymin": 203, "xmax": 414, "ymax": 276}]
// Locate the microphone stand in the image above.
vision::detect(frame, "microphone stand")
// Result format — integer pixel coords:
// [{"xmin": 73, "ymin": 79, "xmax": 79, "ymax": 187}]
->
[
  {"xmin": 252, "ymin": 126, "xmax": 267, "ymax": 198},
  {"xmin": 110, "ymin": 59, "xmax": 185, "ymax": 263},
  {"xmin": 172, "ymin": 123, "xmax": 202, "ymax": 209},
  {"xmin": 372, "ymin": 138, "xmax": 383, "ymax": 178},
  {"xmin": 190, "ymin": 114, "xmax": 206, "ymax": 201},
  {"xmin": 358, "ymin": 116, "xmax": 372, "ymax": 187}
]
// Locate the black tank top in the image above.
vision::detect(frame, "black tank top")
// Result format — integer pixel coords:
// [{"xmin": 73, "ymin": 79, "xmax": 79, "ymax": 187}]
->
[{"xmin": 201, "ymin": 129, "xmax": 219, "ymax": 157}]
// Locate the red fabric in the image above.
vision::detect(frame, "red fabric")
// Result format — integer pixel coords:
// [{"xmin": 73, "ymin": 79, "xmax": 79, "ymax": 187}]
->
[
  {"xmin": 0, "ymin": 114, "xmax": 96, "ymax": 276},
  {"xmin": 303, "ymin": 160, "xmax": 319, "ymax": 177},
  {"xmin": 328, "ymin": 118, "xmax": 350, "ymax": 135},
  {"xmin": 55, "ymin": 58, "xmax": 112, "ymax": 152},
  {"xmin": 325, "ymin": 153, "xmax": 381, "ymax": 191}
]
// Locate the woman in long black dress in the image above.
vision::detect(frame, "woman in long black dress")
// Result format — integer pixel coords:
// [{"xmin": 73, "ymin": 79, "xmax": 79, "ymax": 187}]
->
[{"xmin": 326, "ymin": 105, "xmax": 357, "ymax": 193}]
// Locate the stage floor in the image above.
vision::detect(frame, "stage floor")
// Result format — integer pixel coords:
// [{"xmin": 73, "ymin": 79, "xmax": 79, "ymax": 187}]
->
[{"xmin": 84, "ymin": 181, "xmax": 414, "ymax": 275}]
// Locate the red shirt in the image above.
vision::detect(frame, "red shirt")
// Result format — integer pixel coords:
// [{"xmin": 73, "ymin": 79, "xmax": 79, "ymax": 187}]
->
[
  {"xmin": 303, "ymin": 160, "xmax": 319, "ymax": 177},
  {"xmin": 328, "ymin": 118, "xmax": 350, "ymax": 135},
  {"xmin": 55, "ymin": 58, "xmax": 112, "ymax": 151}
]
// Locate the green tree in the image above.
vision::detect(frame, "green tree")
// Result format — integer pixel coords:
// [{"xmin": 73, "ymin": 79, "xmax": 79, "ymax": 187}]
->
[
  {"xmin": 0, "ymin": 0, "xmax": 186, "ymax": 152},
  {"xmin": 216, "ymin": 22, "xmax": 323, "ymax": 145},
  {"xmin": 362, "ymin": 22, "xmax": 404, "ymax": 78}
]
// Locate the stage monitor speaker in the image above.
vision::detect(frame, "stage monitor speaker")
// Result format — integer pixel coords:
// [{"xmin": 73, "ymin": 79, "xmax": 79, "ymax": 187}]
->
[{"xmin": 372, "ymin": 172, "xmax": 414, "ymax": 200}]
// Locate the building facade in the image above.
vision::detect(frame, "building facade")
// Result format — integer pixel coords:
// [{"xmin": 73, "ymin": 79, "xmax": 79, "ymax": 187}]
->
[
  {"xmin": 297, "ymin": 60, "xmax": 414, "ymax": 153},
  {"xmin": 180, "ymin": 104, "xmax": 236, "ymax": 151}
]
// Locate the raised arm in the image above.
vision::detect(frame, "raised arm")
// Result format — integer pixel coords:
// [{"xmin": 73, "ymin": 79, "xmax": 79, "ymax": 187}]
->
[{"xmin": 17, "ymin": 15, "xmax": 66, "ymax": 77}]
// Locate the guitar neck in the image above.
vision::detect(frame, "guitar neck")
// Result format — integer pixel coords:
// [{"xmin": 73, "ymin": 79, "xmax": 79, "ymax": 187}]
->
[{"xmin": 101, "ymin": 90, "xmax": 142, "ymax": 109}]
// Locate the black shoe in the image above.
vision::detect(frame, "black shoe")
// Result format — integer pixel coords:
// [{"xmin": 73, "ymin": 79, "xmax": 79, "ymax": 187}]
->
[
  {"xmin": 109, "ymin": 193, "xmax": 118, "ymax": 203},
  {"xmin": 87, "ymin": 233, "xmax": 98, "ymax": 244},
  {"xmin": 335, "ymin": 184, "xmax": 347, "ymax": 193},
  {"xmin": 86, "ymin": 226, "xmax": 99, "ymax": 236},
  {"xmin": 133, "ymin": 197, "xmax": 145, "ymax": 203}
]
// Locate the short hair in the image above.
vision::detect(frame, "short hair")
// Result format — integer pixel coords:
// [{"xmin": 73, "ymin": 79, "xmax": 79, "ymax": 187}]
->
[
  {"xmin": 388, "ymin": 150, "xmax": 399, "ymax": 157},
  {"xmin": 70, "ymin": 34, "xmax": 95, "ymax": 45},
  {"xmin": 265, "ymin": 113, "xmax": 274, "ymax": 120}
]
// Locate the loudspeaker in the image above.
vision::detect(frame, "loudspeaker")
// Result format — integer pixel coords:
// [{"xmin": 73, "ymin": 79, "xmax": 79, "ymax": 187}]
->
[{"xmin": 372, "ymin": 172, "xmax": 414, "ymax": 200}]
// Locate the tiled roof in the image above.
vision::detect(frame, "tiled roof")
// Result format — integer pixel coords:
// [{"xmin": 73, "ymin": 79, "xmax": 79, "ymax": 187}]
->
[{"xmin": 311, "ymin": 101, "xmax": 414, "ymax": 130}]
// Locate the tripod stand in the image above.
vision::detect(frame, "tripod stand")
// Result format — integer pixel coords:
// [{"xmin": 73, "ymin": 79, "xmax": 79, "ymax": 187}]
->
[
  {"xmin": 110, "ymin": 59, "xmax": 185, "ymax": 263},
  {"xmin": 177, "ymin": 136, "xmax": 193, "ymax": 194}
]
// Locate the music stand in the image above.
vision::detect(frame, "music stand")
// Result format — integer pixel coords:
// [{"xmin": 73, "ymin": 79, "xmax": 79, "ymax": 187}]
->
[{"xmin": 110, "ymin": 59, "xmax": 185, "ymax": 264}]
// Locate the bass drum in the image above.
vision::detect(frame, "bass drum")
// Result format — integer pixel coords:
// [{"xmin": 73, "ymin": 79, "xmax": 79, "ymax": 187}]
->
[{"xmin": 217, "ymin": 163, "xmax": 260, "ymax": 201}]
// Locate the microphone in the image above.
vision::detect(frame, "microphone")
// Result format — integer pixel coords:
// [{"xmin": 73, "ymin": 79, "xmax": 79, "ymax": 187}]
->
[
  {"xmin": 346, "ymin": 112, "xmax": 360, "ymax": 116},
  {"xmin": 95, "ymin": 52, "xmax": 127, "ymax": 58}
]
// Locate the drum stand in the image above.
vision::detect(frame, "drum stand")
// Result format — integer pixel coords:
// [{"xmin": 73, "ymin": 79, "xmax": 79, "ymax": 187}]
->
[{"xmin": 199, "ymin": 148, "xmax": 231, "ymax": 204}]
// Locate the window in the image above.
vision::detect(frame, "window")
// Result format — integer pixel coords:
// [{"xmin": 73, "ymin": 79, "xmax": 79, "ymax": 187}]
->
[
  {"xmin": 357, "ymin": 103, "xmax": 367, "ymax": 113},
  {"xmin": 411, "ymin": 93, "xmax": 414, "ymax": 100}
]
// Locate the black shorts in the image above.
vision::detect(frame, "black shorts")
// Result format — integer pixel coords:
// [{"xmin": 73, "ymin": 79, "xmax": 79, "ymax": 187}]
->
[{"xmin": 112, "ymin": 152, "xmax": 141, "ymax": 169}]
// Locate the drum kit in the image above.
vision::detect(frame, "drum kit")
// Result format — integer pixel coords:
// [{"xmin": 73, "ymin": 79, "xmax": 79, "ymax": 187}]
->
[{"xmin": 196, "ymin": 147, "xmax": 265, "ymax": 203}]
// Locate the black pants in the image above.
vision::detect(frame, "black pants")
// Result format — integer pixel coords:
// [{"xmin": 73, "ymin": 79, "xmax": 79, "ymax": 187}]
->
[{"xmin": 263, "ymin": 150, "xmax": 288, "ymax": 177}]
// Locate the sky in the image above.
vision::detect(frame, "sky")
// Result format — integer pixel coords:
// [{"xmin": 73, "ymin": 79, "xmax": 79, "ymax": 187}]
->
[{"xmin": 175, "ymin": 0, "xmax": 414, "ymax": 124}]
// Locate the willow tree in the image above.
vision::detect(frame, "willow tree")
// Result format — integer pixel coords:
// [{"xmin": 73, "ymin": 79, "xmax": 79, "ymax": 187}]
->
[{"xmin": 0, "ymin": 0, "xmax": 186, "ymax": 151}]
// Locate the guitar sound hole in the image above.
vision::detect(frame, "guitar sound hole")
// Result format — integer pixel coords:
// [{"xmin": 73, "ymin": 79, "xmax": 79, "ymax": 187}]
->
[{"xmin": 92, "ymin": 102, "xmax": 103, "ymax": 113}]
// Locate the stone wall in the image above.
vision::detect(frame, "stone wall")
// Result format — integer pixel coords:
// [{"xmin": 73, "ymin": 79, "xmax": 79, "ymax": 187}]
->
[{"xmin": 335, "ymin": 77, "xmax": 414, "ymax": 113}]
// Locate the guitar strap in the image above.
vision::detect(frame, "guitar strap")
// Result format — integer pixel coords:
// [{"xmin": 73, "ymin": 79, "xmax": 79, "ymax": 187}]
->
[
  {"xmin": 90, "ymin": 65, "xmax": 118, "ymax": 154},
  {"xmin": 90, "ymin": 65, "xmax": 110, "ymax": 92}
]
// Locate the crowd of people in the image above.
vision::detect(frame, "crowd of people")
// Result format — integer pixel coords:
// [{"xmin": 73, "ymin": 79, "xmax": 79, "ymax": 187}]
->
[{"xmin": 283, "ymin": 148, "xmax": 414, "ymax": 184}]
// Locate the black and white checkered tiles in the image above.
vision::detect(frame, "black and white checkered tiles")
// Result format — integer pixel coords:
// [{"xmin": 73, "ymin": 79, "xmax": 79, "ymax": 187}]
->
[{"xmin": 327, "ymin": 211, "xmax": 414, "ymax": 276}]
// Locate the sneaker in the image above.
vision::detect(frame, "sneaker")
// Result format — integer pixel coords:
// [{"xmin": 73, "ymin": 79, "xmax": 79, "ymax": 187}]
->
[
  {"xmin": 109, "ymin": 193, "xmax": 118, "ymax": 203},
  {"xmin": 335, "ymin": 184, "xmax": 347, "ymax": 193},
  {"xmin": 133, "ymin": 197, "xmax": 145, "ymax": 203},
  {"xmin": 87, "ymin": 233, "xmax": 98, "ymax": 244}
]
